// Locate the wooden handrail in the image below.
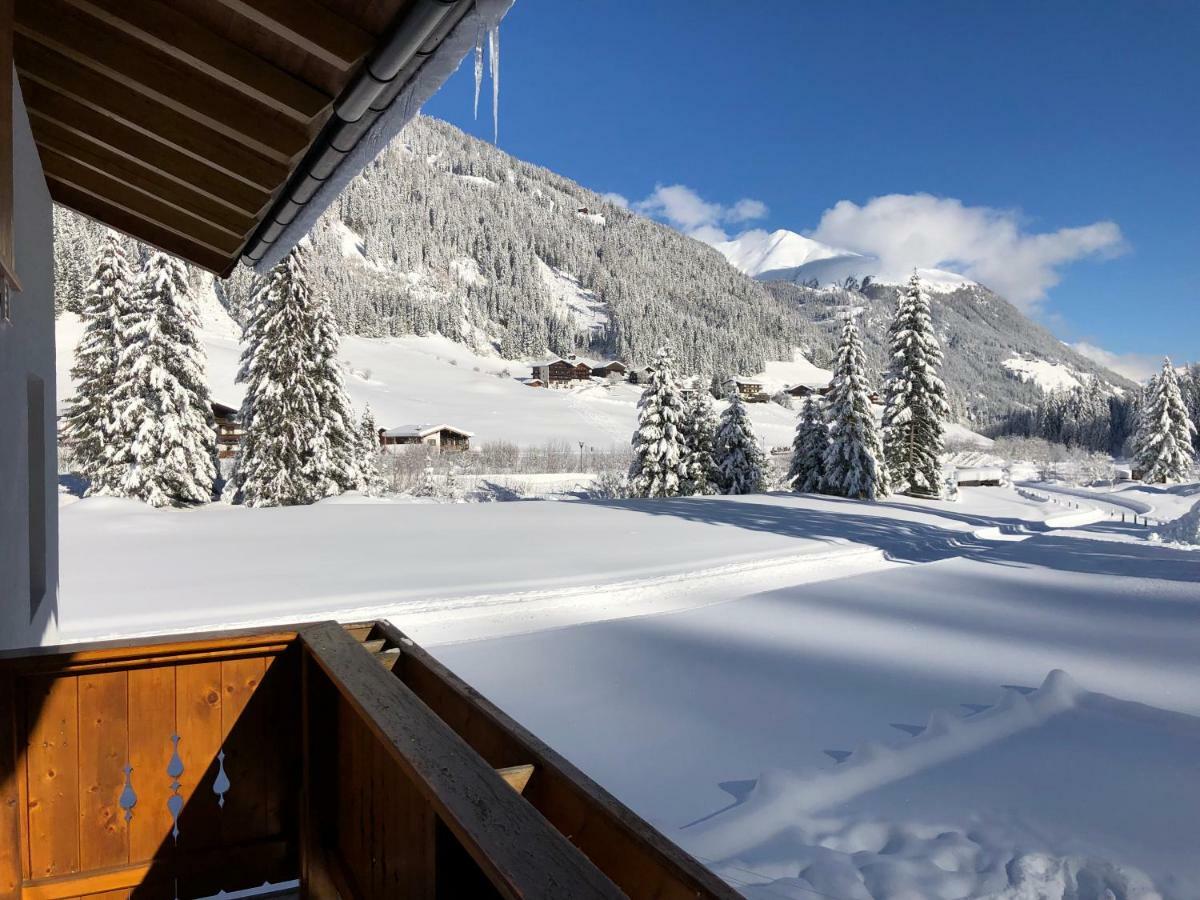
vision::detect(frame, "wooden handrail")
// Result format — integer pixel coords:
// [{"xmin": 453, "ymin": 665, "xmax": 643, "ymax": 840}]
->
[
  {"xmin": 371, "ymin": 620, "xmax": 739, "ymax": 899},
  {"xmin": 298, "ymin": 622, "xmax": 624, "ymax": 900}
]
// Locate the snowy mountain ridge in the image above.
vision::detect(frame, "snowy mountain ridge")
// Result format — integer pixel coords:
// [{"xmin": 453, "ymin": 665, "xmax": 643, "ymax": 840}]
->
[{"xmin": 714, "ymin": 227, "xmax": 976, "ymax": 293}]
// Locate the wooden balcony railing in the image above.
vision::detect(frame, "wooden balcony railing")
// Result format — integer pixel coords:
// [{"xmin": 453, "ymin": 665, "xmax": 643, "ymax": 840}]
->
[{"xmin": 0, "ymin": 622, "xmax": 736, "ymax": 899}]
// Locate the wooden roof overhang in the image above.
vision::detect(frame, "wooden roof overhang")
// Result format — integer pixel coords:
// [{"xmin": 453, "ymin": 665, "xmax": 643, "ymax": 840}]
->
[{"xmin": 13, "ymin": 0, "xmax": 471, "ymax": 277}]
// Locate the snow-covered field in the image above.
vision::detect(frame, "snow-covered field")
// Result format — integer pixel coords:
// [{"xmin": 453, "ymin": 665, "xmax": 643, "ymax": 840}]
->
[
  {"xmin": 51, "ymin": 482, "xmax": 1200, "ymax": 898},
  {"xmin": 55, "ymin": 303, "xmax": 989, "ymax": 455}
]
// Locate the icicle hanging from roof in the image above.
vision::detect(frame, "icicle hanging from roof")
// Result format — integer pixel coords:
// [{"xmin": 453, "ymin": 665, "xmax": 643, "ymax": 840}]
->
[
  {"xmin": 473, "ymin": 25, "xmax": 484, "ymax": 119},
  {"xmin": 489, "ymin": 25, "xmax": 500, "ymax": 143}
]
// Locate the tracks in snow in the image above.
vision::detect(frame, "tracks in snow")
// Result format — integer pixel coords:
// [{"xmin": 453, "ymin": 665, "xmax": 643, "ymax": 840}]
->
[{"xmin": 398, "ymin": 544, "xmax": 895, "ymax": 646}]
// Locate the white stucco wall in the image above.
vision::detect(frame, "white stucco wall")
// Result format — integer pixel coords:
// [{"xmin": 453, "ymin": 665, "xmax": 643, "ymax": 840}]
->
[{"xmin": 0, "ymin": 71, "xmax": 58, "ymax": 650}]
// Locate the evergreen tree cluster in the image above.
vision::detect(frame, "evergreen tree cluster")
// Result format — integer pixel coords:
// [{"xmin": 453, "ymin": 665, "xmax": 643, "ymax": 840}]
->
[
  {"xmin": 61, "ymin": 234, "xmax": 217, "ymax": 507},
  {"xmin": 627, "ymin": 350, "xmax": 764, "ymax": 498},
  {"xmin": 996, "ymin": 379, "xmax": 1139, "ymax": 455}
]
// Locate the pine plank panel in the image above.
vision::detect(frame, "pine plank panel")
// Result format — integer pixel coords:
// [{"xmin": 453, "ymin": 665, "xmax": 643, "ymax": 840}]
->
[
  {"xmin": 173, "ymin": 663, "xmax": 223, "ymax": 855},
  {"xmin": 26, "ymin": 676, "xmax": 81, "ymax": 879},
  {"xmin": 14, "ymin": 36, "xmax": 288, "ymax": 191},
  {"xmin": 15, "ymin": 0, "xmax": 309, "ymax": 162},
  {"xmin": 260, "ymin": 652, "xmax": 298, "ymax": 841},
  {"xmin": 76, "ymin": 672, "xmax": 129, "ymax": 871},
  {"xmin": 0, "ymin": 675, "xmax": 21, "ymax": 900},
  {"xmin": 126, "ymin": 666, "xmax": 175, "ymax": 864},
  {"xmin": 218, "ymin": 656, "xmax": 266, "ymax": 845}
]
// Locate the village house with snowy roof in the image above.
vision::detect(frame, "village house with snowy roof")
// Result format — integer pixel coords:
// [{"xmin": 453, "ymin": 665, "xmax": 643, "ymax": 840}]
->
[{"xmin": 379, "ymin": 423, "xmax": 474, "ymax": 452}]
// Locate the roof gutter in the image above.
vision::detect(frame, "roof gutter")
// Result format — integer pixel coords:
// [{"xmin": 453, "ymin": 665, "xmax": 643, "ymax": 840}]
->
[{"xmin": 239, "ymin": 0, "xmax": 473, "ymax": 268}]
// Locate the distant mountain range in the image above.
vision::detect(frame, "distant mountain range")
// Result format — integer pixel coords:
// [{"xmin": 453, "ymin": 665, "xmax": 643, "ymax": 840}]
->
[
  {"xmin": 713, "ymin": 228, "xmax": 975, "ymax": 292},
  {"xmin": 52, "ymin": 116, "xmax": 1134, "ymax": 429}
]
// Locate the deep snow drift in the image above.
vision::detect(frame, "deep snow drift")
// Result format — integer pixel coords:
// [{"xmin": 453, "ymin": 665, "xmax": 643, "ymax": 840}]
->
[{"xmin": 50, "ymin": 437, "xmax": 1200, "ymax": 898}]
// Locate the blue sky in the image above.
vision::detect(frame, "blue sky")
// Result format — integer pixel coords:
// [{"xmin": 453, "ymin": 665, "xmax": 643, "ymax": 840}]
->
[{"xmin": 425, "ymin": 1, "xmax": 1199, "ymax": 378}]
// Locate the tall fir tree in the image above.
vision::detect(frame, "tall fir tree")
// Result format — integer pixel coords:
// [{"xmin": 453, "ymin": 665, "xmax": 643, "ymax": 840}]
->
[
  {"xmin": 229, "ymin": 246, "xmax": 365, "ymax": 507},
  {"xmin": 628, "ymin": 346, "xmax": 688, "ymax": 497},
  {"xmin": 823, "ymin": 316, "xmax": 889, "ymax": 500},
  {"xmin": 788, "ymin": 395, "xmax": 828, "ymax": 493},
  {"xmin": 881, "ymin": 273, "xmax": 949, "ymax": 495},
  {"xmin": 1133, "ymin": 359, "xmax": 1196, "ymax": 483},
  {"xmin": 714, "ymin": 385, "xmax": 767, "ymax": 494},
  {"xmin": 60, "ymin": 232, "xmax": 136, "ymax": 493},
  {"xmin": 109, "ymin": 253, "xmax": 218, "ymax": 506},
  {"xmin": 681, "ymin": 390, "xmax": 720, "ymax": 495},
  {"xmin": 357, "ymin": 404, "xmax": 386, "ymax": 495}
]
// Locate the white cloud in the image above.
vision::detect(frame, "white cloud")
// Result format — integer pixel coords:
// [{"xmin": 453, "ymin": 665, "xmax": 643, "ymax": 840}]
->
[
  {"xmin": 632, "ymin": 183, "xmax": 768, "ymax": 242},
  {"xmin": 600, "ymin": 191, "xmax": 629, "ymax": 209},
  {"xmin": 1070, "ymin": 342, "xmax": 1161, "ymax": 383},
  {"xmin": 811, "ymin": 193, "xmax": 1126, "ymax": 310},
  {"xmin": 728, "ymin": 198, "xmax": 769, "ymax": 223}
]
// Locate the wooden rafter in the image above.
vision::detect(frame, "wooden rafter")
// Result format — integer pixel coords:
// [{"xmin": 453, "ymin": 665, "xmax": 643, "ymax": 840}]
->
[
  {"xmin": 40, "ymin": 147, "xmax": 247, "ymax": 255},
  {"xmin": 212, "ymin": 0, "xmax": 375, "ymax": 70},
  {"xmin": 22, "ymin": 82, "xmax": 271, "ymax": 218},
  {"xmin": 30, "ymin": 118, "xmax": 257, "ymax": 238},
  {"xmin": 48, "ymin": 180, "xmax": 236, "ymax": 275},
  {"xmin": 63, "ymin": 0, "xmax": 332, "ymax": 124},
  {"xmin": 15, "ymin": 36, "xmax": 289, "ymax": 191},
  {"xmin": 15, "ymin": 0, "xmax": 310, "ymax": 162}
]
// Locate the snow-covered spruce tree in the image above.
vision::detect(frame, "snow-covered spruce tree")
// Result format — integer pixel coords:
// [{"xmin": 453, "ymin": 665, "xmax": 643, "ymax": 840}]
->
[
  {"xmin": 714, "ymin": 385, "xmax": 767, "ymax": 495},
  {"xmin": 628, "ymin": 346, "xmax": 688, "ymax": 497},
  {"xmin": 1133, "ymin": 358, "xmax": 1196, "ymax": 483},
  {"xmin": 788, "ymin": 395, "xmax": 828, "ymax": 493},
  {"xmin": 357, "ymin": 404, "xmax": 386, "ymax": 495},
  {"xmin": 681, "ymin": 389, "xmax": 720, "ymax": 495},
  {"xmin": 60, "ymin": 232, "xmax": 136, "ymax": 493},
  {"xmin": 112, "ymin": 252, "xmax": 217, "ymax": 507},
  {"xmin": 230, "ymin": 246, "xmax": 365, "ymax": 507},
  {"xmin": 823, "ymin": 316, "xmax": 889, "ymax": 500},
  {"xmin": 881, "ymin": 273, "xmax": 949, "ymax": 496}
]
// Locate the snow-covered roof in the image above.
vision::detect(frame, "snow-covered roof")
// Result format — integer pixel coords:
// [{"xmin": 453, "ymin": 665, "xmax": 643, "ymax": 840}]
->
[
  {"xmin": 382, "ymin": 423, "xmax": 475, "ymax": 439},
  {"xmin": 732, "ymin": 375, "xmax": 763, "ymax": 386}
]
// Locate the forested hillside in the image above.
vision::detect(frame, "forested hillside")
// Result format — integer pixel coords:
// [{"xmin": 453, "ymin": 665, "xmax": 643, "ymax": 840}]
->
[{"xmin": 763, "ymin": 279, "xmax": 1136, "ymax": 425}]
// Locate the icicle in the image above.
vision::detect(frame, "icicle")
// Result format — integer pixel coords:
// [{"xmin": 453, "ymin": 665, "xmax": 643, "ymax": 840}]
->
[
  {"xmin": 488, "ymin": 24, "xmax": 500, "ymax": 143},
  {"xmin": 473, "ymin": 25, "xmax": 484, "ymax": 120}
]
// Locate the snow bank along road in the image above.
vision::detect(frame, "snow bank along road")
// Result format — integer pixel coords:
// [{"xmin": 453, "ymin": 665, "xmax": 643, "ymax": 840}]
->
[{"xmin": 56, "ymin": 485, "xmax": 1200, "ymax": 897}]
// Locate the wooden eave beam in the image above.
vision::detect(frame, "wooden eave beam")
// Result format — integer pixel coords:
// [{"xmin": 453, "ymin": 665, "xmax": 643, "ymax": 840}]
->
[
  {"xmin": 31, "ymin": 118, "xmax": 257, "ymax": 238},
  {"xmin": 48, "ymin": 180, "xmax": 235, "ymax": 276},
  {"xmin": 15, "ymin": 0, "xmax": 310, "ymax": 163},
  {"xmin": 22, "ymin": 82, "xmax": 271, "ymax": 218},
  {"xmin": 213, "ymin": 0, "xmax": 375, "ymax": 71},
  {"xmin": 15, "ymin": 36, "xmax": 290, "ymax": 191},
  {"xmin": 40, "ymin": 147, "xmax": 247, "ymax": 256},
  {"xmin": 63, "ymin": 0, "xmax": 332, "ymax": 124}
]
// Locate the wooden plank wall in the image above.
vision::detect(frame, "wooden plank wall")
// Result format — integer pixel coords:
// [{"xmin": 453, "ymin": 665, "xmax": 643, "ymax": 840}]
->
[{"xmin": 1, "ymin": 642, "xmax": 300, "ymax": 900}]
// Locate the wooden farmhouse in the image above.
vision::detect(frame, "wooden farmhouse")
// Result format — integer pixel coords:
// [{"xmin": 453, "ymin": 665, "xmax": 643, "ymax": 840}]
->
[
  {"xmin": 210, "ymin": 400, "xmax": 244, "ymax": 458},
  {"xmin": 731, "ymin": 376, "xmax": 765, "ymax": 400},
  {"xmin": 591, "ymin": 360, "xmax": 627, "ymax": 378},
  {"xmin": 786, "ymin": 382, "xmax": 832, "ymax": 399},
  {"xmin": 379, "ymin": 423, "xmax": 474, "ymax": 452}
]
